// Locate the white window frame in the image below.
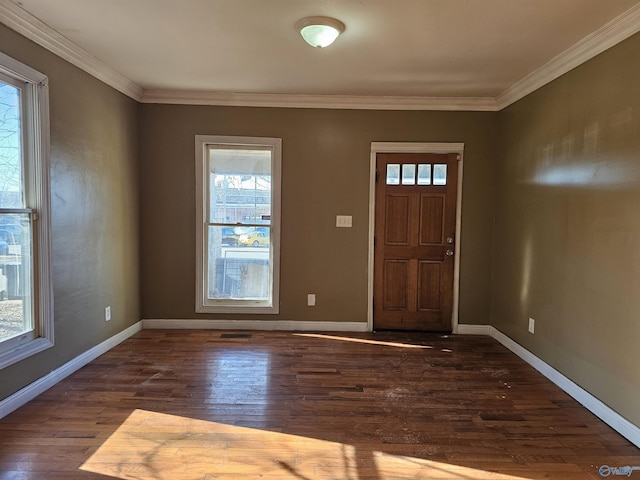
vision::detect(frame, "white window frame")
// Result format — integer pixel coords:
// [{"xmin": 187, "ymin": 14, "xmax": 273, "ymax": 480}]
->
[
  {"xmin": 195, "ymin": 135, "xmax": 281, "ymax": 314},
  {"xmin": 0, "ymin": 51, "xmax": 53, "ymax": 369}
]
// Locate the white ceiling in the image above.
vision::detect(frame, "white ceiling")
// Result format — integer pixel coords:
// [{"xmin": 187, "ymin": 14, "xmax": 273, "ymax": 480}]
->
[{"xmin": 4, "ymin": 0, "xmax": 640, "ymax": 108}]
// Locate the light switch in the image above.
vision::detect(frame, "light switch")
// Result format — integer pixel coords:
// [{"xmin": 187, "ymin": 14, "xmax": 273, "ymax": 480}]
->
[{"xmin": 336, "ymin": 215, "xmax": 352, "ymax": 228}]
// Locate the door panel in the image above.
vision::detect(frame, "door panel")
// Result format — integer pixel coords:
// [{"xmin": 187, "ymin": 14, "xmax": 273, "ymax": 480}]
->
[
  {"xmin": 383, "ymin": 260, "xmax": 409, "ymax": 309},
  {"xmin": 374, "ymin": 152, "xmax": 458, "ymax": 331},
  {"xmin": 418, "ymin": 261, "xmax": 441, "ymax": 311},
  {"xmin": 385, "ymin": 195, "xmax": 410, "ymax": 245},
  {"xmin": 420, "ymin": 195, "xmax": 445, "ymax": 245}
]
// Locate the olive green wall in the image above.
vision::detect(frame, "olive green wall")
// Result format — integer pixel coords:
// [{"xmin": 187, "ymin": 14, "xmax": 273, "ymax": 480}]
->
[
  {"xmin": 493, "ymin": 32, "xmax": 640, "ymax": 426},
  {"xmin": 140, "ymin": 106, "xmax": 497, "ymax": 325},
  {"xmin": 2, "ymin": 4, "xmax": 638, "ymax": 437},
  {"xmin": 0, "ymin": 25, "xmax": 140, "ymax": 401}
]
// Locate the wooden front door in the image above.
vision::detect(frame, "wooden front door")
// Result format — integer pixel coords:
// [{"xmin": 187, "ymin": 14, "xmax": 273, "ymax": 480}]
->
[{"xmin": 374, "ymin": 153, "xmax": 458, "ymax": 331}]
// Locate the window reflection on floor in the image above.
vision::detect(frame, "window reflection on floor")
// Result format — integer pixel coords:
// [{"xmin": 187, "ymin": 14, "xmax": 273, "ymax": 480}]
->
[
  {"xmin": 206, "ymin": 350, "xmax": 271, "ymax": 415},
  {"xmin": 81, "ymin": 409, "xmax": 533, "ymax": 480}
]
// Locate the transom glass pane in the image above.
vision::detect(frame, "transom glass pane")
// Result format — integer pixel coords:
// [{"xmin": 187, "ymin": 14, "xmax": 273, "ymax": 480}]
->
[
  {"xmin": 433, "ymin": 164, "xmax": 447, "ymax": 185},
  {"xmin": 386, "ymin": 164, "xmax": 400, "ymax": 185},
  {"xmin": 417, "ymin": 164, "xmax": 432, "ymax": 185},
  {"xmin": 402, "ymin": 164, "xmax": 416, "ymax": 185},
  {"xmin": 0, "ymin": 81, "xmax": 23, "ymax": 209}
]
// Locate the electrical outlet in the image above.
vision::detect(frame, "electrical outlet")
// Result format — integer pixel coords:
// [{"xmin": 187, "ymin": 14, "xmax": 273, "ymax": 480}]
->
[
  {"xmin": 105, "ymin": 306, "xmax": 111, "ymax": 322},
  {"xmin": 528, "ymin": 317, "xmax": 535, "ymax": 334},
  {"xmin": 307, "ymin": 294, "xmax": 316, "ymax": 306},
  {"xmin": 336, "ymin": 215, "xmax": 352, "ymax": 228}
]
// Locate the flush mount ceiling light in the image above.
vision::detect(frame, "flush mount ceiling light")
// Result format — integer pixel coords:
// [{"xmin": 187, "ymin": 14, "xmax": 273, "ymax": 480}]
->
[{"xmin": 296, "ymin": 16, "xmax": 345, "ymax": 48}]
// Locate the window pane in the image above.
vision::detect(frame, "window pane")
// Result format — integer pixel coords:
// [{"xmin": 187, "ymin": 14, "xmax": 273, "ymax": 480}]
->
[
  {"xmin": 417, "ymin": 164, "xmax": 432, "ymax": 185},
  {"xmin": 402, "ymin": 164, "xmax": 416, "ymax": 185},
  {"xmin": 207, "ymin": 225, "xmax": 270, "ymax": 300},
  {"xmin": 209, "ymin": 148, "xmax": 272, "ymax": 225},
  {"xmin": 0, "ymin": 81, "xmax": 24, "ymax": 209},
  {"xmin": 0, "ymin": 213, "xmax": 32, "ymax": 343},
  {"xmin": 433, "ymin": 164, "xmax": 447, "ymax": 185},
  {"xmin": 386, "ymin": 164, "xmax": 400, "ymax": 185}
]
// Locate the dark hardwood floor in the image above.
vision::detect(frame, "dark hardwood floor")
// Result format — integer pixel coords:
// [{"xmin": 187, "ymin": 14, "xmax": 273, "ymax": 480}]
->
[{"xmin": 0, "ymin": 330, "xmax": 638, "ymax": 479}]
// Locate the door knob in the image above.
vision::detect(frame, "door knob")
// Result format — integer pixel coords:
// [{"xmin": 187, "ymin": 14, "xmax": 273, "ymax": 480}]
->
[
  {"xmin": 446, "ymin": 249, "xmax": 454, "ymax": 256},
  {"xmin": 446, "ymin": 237, "xmax": 454, "ymax": 244}
]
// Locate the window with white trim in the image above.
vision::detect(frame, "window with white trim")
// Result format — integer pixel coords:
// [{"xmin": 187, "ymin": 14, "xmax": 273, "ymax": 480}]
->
[
  {"xmin": 0, "ymin": 51, "xmax": 53, "ymax": 369},
  {"xmin": 195, "ymin": 136, "xmax": 281, "ymax": 314}
]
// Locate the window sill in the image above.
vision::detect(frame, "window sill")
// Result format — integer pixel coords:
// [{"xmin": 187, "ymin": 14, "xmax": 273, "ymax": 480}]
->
[
  {"xmin": 196, "ymin": 304, "xmax": 279, "ymax": 315},
  {"xmin": 0, "ymin": 337, "xmax": 54, "ymax": 370}
]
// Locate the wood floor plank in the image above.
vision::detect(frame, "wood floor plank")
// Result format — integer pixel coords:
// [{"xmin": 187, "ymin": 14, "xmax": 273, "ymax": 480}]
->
[{"xmin": 0, "ymin": 330, "xmax": 638, "ymax": 479}]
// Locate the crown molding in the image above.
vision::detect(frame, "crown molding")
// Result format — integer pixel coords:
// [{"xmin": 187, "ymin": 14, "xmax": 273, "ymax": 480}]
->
[
  {"xmin": 140, "ymin": 89, "xmax": 499, "ymax": 111},
  {"xmin": 497, "ymin": 3, "xmax": 640, "ymax": 109},
  {"xmin": 0, "ymin": 0, "xmax": 143, "ymax": 101},
  {"xmin": 3, "ymin": 0, "xmax": 640, "ymax": 111}
]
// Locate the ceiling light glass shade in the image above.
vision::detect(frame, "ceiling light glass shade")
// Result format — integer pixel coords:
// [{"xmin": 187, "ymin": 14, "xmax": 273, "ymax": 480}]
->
[{"xmin": 296, "ymin": 17, "xmax": 345, "ymax": 48}]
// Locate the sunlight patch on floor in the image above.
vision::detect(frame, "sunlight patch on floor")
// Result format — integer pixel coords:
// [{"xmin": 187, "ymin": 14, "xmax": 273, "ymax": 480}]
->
[
  {"xmin": 81, "ymin": 409, "xmax": 532, "ymax": 480},
  {"xmin": 294, "ymin": 333, "xmax": 434, "ymax": 350}
]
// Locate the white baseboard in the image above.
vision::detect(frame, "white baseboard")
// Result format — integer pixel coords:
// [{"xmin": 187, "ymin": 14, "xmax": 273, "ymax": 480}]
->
[
  {"xmin": 142, "ymin": 318, "xmax": 369, "ymax": 332},
  {"xmin": 455, "ymin": 324, "xmax": 492, "ymax": 335},
  {"xmin": 460, "ymin": 325, "xmax": 640, "ymax": 449},
  {"xmin": 0, "ymin": 321, "xmax": 143, "ymax": 419}
]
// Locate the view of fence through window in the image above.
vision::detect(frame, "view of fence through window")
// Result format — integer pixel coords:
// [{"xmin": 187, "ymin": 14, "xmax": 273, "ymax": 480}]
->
[
  {"xmin": 0, "ymin": 79, "xmax": 33, "ymax": 344},
  {"xmin": 207, "ymin": 147, "xmax": 272, "ymax": 301}
]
